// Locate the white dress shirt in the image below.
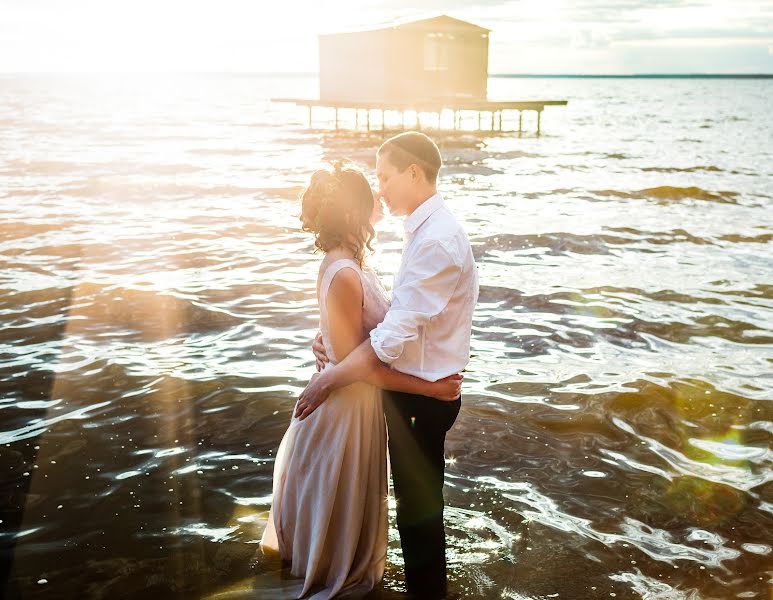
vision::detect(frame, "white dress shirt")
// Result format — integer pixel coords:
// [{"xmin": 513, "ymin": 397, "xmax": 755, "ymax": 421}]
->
[{"xmin": 369, "ymin": 192, "xmax": 479, "ymax": 382}]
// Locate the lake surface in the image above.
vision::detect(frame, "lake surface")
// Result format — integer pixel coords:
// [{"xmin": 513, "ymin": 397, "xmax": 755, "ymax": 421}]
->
[{"xmin": 1, "ymin": 74, "xmax": 772, "ymax": 599}]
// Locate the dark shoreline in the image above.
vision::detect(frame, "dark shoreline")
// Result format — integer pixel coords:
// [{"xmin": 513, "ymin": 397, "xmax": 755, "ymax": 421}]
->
[{"xmin": 491, "ymin": 73, "xmax": 773, "ymax": 79}]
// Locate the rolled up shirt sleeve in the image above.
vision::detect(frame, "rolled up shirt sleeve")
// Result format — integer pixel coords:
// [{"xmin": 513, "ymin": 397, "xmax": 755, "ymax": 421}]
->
[{"xmin": 369, "ymin": 239, "xmax": 462, "ymax": 364}]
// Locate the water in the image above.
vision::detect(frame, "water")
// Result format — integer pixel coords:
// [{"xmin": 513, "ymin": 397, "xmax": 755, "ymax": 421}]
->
[{"xmin": 1, "ymin": 73, "xmax": 772, "ymax": 599}]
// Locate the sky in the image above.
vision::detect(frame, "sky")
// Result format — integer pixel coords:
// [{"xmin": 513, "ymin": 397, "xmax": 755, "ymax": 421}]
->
[{"xmin": 1, "ymin": 0, "xmax": 772, "ymax": 74}]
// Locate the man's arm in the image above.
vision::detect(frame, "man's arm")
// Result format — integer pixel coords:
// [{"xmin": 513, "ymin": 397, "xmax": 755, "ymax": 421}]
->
[
  {"xmin": 295, "ymin": 338, "xmax": 463, "ymax": 420},
  {"xmin": 310, "ymin": 240, "xmax": 461, "ymax": 373},
  {"xmin": 370, "ymin": 239, "xmax": 462, "ymax": 365}
]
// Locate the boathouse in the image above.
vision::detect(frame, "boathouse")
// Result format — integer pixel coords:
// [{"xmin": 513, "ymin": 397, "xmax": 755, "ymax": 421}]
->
[
  {"xmin": 273, "ymin": 15, "xmax": 567, "ymax": 134},
  {"xmin": 319, "ymin": 15, "xmax": 490, "ymax": 104}
]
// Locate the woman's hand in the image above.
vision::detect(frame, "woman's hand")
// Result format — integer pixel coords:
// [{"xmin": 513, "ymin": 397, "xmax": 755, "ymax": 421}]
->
[
  {"xmin": 312, "ymin": 331, "xmax": 329, "ymax": 372},
  {"xmin": 295, "ymin": 371, "xmax": 333, "ymax": 420},
  {"xmin": 427, "ymin": 373, "xmax": 463, "ymax": 401}
]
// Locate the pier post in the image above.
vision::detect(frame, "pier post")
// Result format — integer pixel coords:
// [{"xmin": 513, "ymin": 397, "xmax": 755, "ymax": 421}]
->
[{"xmin": 273, "ymin": 97, "xmax": 568, "ymax": 134}]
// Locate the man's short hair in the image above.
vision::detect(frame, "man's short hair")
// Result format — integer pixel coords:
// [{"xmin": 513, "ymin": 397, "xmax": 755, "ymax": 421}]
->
[{"xmin": 378, "ymin": 131, "xmax": 442, "ymax": 184}]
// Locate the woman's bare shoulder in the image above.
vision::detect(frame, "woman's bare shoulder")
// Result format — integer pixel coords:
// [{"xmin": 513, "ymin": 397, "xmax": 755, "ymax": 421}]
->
[{"xmin": 328, "ymin": 266, "xmax": 363, "ymax": 300}]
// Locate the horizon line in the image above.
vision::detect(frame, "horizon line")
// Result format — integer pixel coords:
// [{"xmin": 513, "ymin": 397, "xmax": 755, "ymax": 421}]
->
[{"xmin": 2, "ymin": 71, "xmax": 772, "ymax": 79}]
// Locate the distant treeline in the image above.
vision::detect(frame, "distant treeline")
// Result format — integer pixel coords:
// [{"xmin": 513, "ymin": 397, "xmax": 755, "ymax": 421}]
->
[{"xmin": 490, "ymin": 73, "xmax": 773, "ymax": 79}]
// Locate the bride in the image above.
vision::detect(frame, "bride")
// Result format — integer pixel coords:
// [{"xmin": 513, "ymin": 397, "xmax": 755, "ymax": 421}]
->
[{"xmin": 258, "ymin": 162, "xmax": 462, "ymax": 599}]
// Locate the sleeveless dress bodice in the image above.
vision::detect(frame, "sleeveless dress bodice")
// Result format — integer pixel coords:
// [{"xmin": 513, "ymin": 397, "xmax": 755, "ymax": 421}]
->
[{"xmin": 317, "ymin": 258, "xmax": 391, "ymax": 365}]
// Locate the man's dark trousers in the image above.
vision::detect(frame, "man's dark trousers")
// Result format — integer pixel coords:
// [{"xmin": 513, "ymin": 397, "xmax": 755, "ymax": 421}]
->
[{"xmin": 383, "ymin": 389, "xmax": 461, "ymax": 599}]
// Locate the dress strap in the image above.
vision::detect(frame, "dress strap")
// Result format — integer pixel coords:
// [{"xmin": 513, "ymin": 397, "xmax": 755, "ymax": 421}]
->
[{"xmin": 319, "ymin": 258, "xmax": 363, "ymax": 308}]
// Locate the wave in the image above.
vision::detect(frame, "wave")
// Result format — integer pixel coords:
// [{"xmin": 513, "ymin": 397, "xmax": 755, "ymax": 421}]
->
[
  {"xmin": 605, "ymin": 227, "xmax": 713, "ymax": 246},
  {"xmin": 475, "ymin": 232, "xmax": 613, "ymax": 256},
  {"xmin": 1, "ymin": 159, "xmax": 207, "ymax": 178},
  {"xmin": 188, "ymin": 148, "xmax": 256, "ymax": 156},
  {"xmin": 474, "ymin": 284, "xmax": 773, "ymax": 349},
  {"xmin": 641, "ymin": 186, "xmax": 739, "ymax": 202},
  {"xmin": 57, "ymin": 179, "xmax": 302, "ymax": 200},
  {"xmin": 52, "ymin": 283, "xmax": 247, "ymax": 338},
  {"xmin": 0, "ymin": 222, "xmax": 62, "ymax": 243},
  {"xmin": 520, "ymin": 187, "xmax": 576, "ymax": 199},
  {"xmin": 490, "ymin": 150, "xmax": 543, "ymax": 160},
  {"xmin": 641, "ymin": 165, "xmax": 723, "ymax": 173},
  {"xmin": 592, "ymin": 186, "xmax": 740, "ymax": 204},
  {"xmin": 444, "ymin": 164, "xmax": 503, "ymax": 176},
  {"xmin": 474, "ymin": 229, "xmax": 718, "ymax": 258},
  {"xmin": 557, "ymin": 164, "xmax": 591, "ymax": 171},
  {"xmin": 1, "ymin": 159, "xmax": 80, "ymax": 175},
  {"xmin": 718, "ymin": 233, "xmax": 773, "ymax": 244}
]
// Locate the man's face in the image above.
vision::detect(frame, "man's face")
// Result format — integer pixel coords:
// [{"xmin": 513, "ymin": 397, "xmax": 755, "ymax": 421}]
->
[
  {"xmin": 376, "ymin": 152, "xmax": 412, "ymax": 217},
  {"xmin": 370, "ymin": 189, "xmax": 384, "ymax": 225}
]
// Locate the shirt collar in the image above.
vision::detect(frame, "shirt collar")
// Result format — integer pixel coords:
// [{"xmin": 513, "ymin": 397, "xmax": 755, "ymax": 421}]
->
[{"xmin": 403, "ymin": 192, "xmax": 444, "ymax": 235}]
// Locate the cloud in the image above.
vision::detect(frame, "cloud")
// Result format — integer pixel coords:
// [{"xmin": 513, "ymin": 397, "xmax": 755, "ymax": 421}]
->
[
  {"xmin": 571, "ymin": 28, "xmax": 612, "ymax": 49},
  {"xmin": 618, "ymin": 27, "xmax": 773, "ymax": 44},
  {"xmin": 615, "ymin": 42, "xmax": 773, "ymax": 73},
  {"xmin": 2, "ymin": 0, "xmax": 773, "ymax": 72}
]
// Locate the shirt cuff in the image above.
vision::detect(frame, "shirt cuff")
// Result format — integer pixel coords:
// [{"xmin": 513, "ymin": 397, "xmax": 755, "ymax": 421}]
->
[{"xmin": 369, "ymin": 327, "xmax": 400, "ymax": 365}]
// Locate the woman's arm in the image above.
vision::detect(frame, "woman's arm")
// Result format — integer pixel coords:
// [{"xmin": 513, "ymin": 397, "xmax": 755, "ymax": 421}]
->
[{"xmin": 325, "ymin": 267, "xmax": 366, "ymax": 363}]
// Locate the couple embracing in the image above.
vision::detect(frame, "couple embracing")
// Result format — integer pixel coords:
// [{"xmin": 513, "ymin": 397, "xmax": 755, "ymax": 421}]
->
[{"xmin": 259, "ymin": 131, "xmax": 479, "ymax": 599}]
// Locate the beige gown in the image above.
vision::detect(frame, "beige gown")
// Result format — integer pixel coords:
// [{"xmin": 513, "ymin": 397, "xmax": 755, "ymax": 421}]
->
[{"xmin": 260, "ymin": 257, "xmax": 391, "ymax": 599}]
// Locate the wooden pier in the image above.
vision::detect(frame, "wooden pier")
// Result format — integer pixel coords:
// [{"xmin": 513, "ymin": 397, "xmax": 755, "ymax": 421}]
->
[{"xmin": 272, "ymin": 98, "xmax": 568, "ymax": 135}]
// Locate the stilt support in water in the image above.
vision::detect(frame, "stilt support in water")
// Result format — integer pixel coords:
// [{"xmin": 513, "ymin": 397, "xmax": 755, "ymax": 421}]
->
[{"xmin": 273, "ymin": 98, "xmax": 567, "ymax": 134}]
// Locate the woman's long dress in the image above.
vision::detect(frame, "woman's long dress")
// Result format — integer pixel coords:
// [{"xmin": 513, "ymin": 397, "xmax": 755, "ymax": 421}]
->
[{"xmin": 260, "ymin": 257, "xmax": 391, "ymax": 599}]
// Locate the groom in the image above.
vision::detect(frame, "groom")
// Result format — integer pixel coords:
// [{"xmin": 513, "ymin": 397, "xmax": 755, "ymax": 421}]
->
[{"xmin": 295, "ymin": 131, "xmax": 479, "ymax": 599}]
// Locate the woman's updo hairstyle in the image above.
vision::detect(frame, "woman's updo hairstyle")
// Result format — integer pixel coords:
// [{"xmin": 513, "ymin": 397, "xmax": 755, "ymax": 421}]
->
[{"xmin": 300, "ymin": 161, "xmax": 375, "ymax": 267}]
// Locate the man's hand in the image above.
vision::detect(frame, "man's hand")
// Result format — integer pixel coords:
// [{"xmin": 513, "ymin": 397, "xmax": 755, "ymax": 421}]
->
[
  {"xmin": 295, "ymin": 371, "xmax": 332, "ymax": 420},
  {"xmin": 312, "ymin": 331, "xmax": 329, "ymax": 372},
  {"xmin": 427, "ymin": 373, "xmax": 464, "ymax": 401}
]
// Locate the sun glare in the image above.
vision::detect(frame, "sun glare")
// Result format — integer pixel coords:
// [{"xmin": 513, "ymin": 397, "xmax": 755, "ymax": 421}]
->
[
  {"xmin": 4, "ymin": 0, "xmax": 376, "ymax": 73},
  {"xmin": 3, "ymin": 1, "xmax": 771, "ymax": 73}
]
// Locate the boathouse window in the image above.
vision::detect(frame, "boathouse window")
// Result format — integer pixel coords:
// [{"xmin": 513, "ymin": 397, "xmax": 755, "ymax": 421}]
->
[{"xmin": 424, "ymin": 33, "xmax": 450, "ymax": 72}]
